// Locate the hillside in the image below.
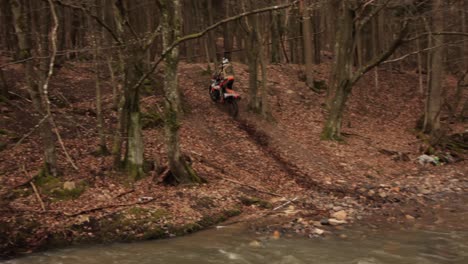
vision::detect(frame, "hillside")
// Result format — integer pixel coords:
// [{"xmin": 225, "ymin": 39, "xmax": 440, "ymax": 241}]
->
[{"xmin": 0, "ymin": 58, "xmax": 467, "ymax": 257}]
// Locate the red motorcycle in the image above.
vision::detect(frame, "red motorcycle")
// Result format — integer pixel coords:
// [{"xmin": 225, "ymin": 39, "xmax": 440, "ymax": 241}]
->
[{"xmin": 209, "ymin": 76, "xmax": 240, "ymax": 117}]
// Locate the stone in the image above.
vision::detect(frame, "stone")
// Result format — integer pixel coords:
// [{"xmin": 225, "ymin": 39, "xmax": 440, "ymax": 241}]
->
[
  {"xmin": 312, "ymin": 228, "xmax": 325, "ymax": 235},
  {"xmin": 311, "ymin": 221, "xmax": 322, "ymax": 227},
  {"xmin": 421, "ymin": 189, "xmax": 431, "ymax": 195},
  {"xmin": 333, "ymin": 206, "xmax": 343, "ymax": 211},
  {"xmin": 405, "ymin": 214, "xmax": 415, "ymax": 221},
  {"xmin": 63, "ymin": 181, "xmax": 76, "ymax": 191},
  {"xmin": 249, "ymin": 240, "xmax": 261, "ymax": 247},
  {"xmin": 331, "ymin": 210, "xmax": 347, "ymax": 220},
  {"xmin": 329, "ymin": 219, "xmax": 347, "ymax": 225},
  {"xmin": 320, "ymin": 218, "xmax": 330, "ymax": 225}
]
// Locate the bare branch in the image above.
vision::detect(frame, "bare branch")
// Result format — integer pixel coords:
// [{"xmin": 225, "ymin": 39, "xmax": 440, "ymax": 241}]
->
[
  {"xmin": 405, "ymin": 31, "xmax": 468, "ymax": 42},
  {"xmin": 351, "ymin": 21, "xmax": 409, "ymax": 85},
  {"xmin": 356, "ymin": 0, "xmax": 391, "ymax": 29},
  {"xmin": 132, "ymin": 0, "xmax": 300, "ymax": 91},
  {"xmin": 50, "ymin": 0, "xmax": 122, "ymax": 44}
]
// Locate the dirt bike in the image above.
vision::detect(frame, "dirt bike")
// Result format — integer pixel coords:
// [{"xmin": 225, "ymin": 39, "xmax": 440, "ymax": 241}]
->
[{"xmin": 209, "ymin": 78, "xmax": 240, "ymax": 118}]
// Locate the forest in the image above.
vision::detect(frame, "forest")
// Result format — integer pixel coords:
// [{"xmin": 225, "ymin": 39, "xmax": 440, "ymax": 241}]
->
[{"xmin": 0, "ymin": 0, "xmax": 467, "ymax": 261}]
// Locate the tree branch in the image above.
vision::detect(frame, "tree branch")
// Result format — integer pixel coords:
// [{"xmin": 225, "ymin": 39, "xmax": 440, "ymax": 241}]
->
[
  {"xmin": 132, "ymin": 0, "xmax": 300, "ymax": 91},
  {"xmin": 50, "ymin": 0, "xmax": 122, "ymax": 44},
  {"xmin": 351, "ymin": 21, "xmax": 409, "ymax": 85},
  {"xmin": 404, "ymin": 31, "xmax": 468, "ymax": 42},
  {"xmin": 356, "ymin": 0, "xmax": 391, "ymax": 30}
]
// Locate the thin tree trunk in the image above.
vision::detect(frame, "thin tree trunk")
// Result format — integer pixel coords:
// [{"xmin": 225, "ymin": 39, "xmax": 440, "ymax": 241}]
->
[
  {"xmin": 93, "ymin": 34, "xmax": 108, "ymax": 155},
  {"xmin": 270, "ymin": 10, "xmax": 281, "ymax": 63},
  {"xmin": 301, "ymin": 0, "xmax": 315, "ymax": 90},
  {"xmin": 313, "ymin": 7, "xmax": 321, "ymax": 64},
  {"xmin": 10, "ymin": 0, "xmax": 57, "ymax": 176},
  {"xmin": 423, "ymin": 0, "xmax": 444, "ymax": 135},
  {"xmin": 416, "ymin": 37, "xmax": 424, "ymax": 94},
  {"xmin": 258, "ymin": 28, "xmax": 270, "ymax": 119},
  {"xmin": 0, "ymin": 67, "xmax": 8, "ymax": 99}
]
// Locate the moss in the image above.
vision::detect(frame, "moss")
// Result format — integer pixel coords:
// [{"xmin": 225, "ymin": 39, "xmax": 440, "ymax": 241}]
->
[
  {"xmin": 239, "ymin": 196, "xmax": 272, "ymax": 209},
  {"xmin": 0, "ymin": 142, "xmax": 7, "ymax": 151},
  {"xmin": 150, "ymin": 208, "xmax": 169, "ymax": 219},
  {"xmin": 34, "ymin": 175, "xmax": 86, "ymax": 201},
  {"xmin": 195, "ymin": 196, "xmax": 215, "ymax": 209},
  {"xmin": 141, "ymin": 227, "xmax": 165, "ymax": 240},
  {"xmin": 126, "ymin": 161, "xmax": 145, "ymax": 181},
  {"xmin": 11, "ymin": 188, "xmax": 32, "ymax": 199},
  {"xmin": 49, "ymin": 184, "xmax": 86, "ymax": 201},
  {"xmin": 34, "ymin": 173, "xmax": 61, "ymax": 188},
  {"xmin": 224, "ymin": 208, "xmax": 242, "ymax": 217},
  {"xmin": 0, "ymin": 95, "xmax": 9, "ymax": 103},
  {"xmin": 183, "ymin": 161, "xmax": 205, "ymax": 184},
  {"xmin": 127, "ymin": 206, "xmax": 147, "ymax": 216},
  {"xmin": 165, "ymin": 108, "xmax": 180, "ymax": 133},
  {"xmin": 91, "ymin": 145, "xmax": 110, "ymax": 157},
  {"xmin": 313, "ymin": 80, "xmax": 328, "ymax": 91},
  {"xmin": 141, "ymin": 110, "xmax": 164, "ymax": 129}
]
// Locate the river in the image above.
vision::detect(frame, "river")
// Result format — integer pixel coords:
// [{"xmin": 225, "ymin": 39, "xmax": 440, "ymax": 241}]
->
[{"xmin": 2, "ymin": 221, "xmax": 467, "ymax": 264}]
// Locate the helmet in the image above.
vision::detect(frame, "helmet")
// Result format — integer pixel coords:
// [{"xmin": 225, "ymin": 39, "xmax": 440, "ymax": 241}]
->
[{"xmin": 222, "ymin": 57, "xmax": 229, "ymax": 65}]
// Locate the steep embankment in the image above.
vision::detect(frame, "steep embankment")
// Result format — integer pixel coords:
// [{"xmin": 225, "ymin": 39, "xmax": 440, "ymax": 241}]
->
[{"xmin": 0, "ymin": 58, "xmax": 466, "ymax": 258}]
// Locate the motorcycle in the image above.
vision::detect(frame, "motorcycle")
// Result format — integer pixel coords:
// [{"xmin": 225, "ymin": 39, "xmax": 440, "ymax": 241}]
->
[{"xmin": 209, "ymin": 77, "xmax": 241, "ymax": 118}]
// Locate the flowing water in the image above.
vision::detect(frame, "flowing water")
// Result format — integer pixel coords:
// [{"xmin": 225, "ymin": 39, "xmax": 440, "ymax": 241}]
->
[{"xmin": 2, "ymin": 223, "xmax": 467, "ymax": 264}]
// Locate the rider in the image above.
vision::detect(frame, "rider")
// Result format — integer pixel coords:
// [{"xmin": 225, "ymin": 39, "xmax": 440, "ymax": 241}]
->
[{"xmin": 214, "ymin": 58, "xmax": 235, "ymax": 101}]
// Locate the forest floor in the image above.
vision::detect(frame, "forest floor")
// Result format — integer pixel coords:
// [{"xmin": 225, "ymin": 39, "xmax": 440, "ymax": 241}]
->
[{"xmin": 0, "ymin": 56, "xmax": 467, "ymax": 259}]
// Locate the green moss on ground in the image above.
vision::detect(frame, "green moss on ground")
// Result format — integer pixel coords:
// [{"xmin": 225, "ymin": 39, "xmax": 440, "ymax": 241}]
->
[
  {"xmin": 239, "ymin": 196, "xmax": 273, "ymax": 209},
  {"xmin": 34, "ymin": 175, "xmax": 86, "ymax": 201}
]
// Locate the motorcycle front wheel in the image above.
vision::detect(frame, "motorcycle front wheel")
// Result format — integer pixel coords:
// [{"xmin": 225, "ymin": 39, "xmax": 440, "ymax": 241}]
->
[
  {"xmin": 209, "ymin": 86, "xmax": 220, "ymax": 102},
  {"xmin": 227, "ymin": 99, "xmax": 239, "ymax": 118}
]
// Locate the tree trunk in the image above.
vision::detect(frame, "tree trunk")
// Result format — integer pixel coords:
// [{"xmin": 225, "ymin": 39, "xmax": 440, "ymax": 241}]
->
[
  {"xmin": 206, "ymin": 0, "xmax": 217, "ymax": 64},
  {"xmin": 110, "ymin": 0, "xmax": 145, "ymax": 180},
  {"xmin": 223, "ymin": 0, "xmax": 233, "ymax": 60},
  {"xmin": 0, "ymin": 67, "xmax": 8, "ymax": 99},
  {"xmin": 301, "ymin": 0, "xmax": 315, "ymax": 90},
  {"xmin": 161, "ymin": 0, "xmax": 202, "ymax": 184},
  {"xmin": 258, "ymin": 26, "xmax": 270, "ymax": 119},
  {"xmin": 312, "ymin": 7, "xmax": 321, "ymax": 64},
  {"xmin": 93, "ymin": 33, "xmax": 108, "ymax": 155},
  {"xmin": 10, "ymin": 0, "xmax": 57, "ymax": 176},
  {"xmin": 423, "ymin": 0, "xmax": 444, "ymax": 135},
  {"xmin": 270, "ymin": 10, "xmax": 281, "ymax": 63},
  {"xmin": 324, "ymin": 1, "xmax": 354, "ymax": 116},
  {"xmin": 244, "ymin": 0, "xmax": 260, "ymax": 112}
]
